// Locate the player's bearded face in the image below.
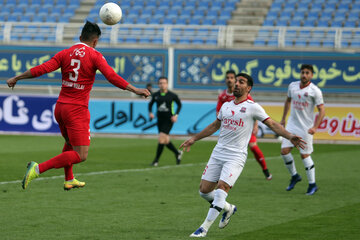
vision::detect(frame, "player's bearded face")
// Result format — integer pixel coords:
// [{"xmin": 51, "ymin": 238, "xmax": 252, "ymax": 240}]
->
[
  {"xmin": 300, "ymin": 69, "xmax": 313, "ymax": 85},
  {"xmin": 234, "ymin": 77, "xmax": 250, "ymax": 97}
]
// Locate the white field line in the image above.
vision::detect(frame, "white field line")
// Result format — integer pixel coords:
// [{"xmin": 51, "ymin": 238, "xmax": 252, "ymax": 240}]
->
[{"xmin": 0, "ymin": 156, "xmax": 281, "ymax": 185}]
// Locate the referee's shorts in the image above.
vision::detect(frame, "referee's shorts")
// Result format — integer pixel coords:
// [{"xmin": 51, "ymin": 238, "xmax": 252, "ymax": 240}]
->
[{"xmin": 157, "ymin": 117, "xmax": 173, "ymax": 134}]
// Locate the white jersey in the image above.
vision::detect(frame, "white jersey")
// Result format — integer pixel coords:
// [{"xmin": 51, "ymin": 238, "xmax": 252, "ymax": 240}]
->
[
  {"xmin": 286, "ymin": 81, "xmax": 324, "ymax": 133},
  {"xmin": 216, "ymin": 99, "xmax": 270, "ymax": 157}
]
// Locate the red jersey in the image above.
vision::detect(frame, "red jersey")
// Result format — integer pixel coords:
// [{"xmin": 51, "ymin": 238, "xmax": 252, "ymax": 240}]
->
[
  {"xmin": 216, "ymin": 89, "xmax": 254, "ymax": 113},
  {"xmin": 30, "ymin": 43, "xmax": 129, "ymax": 107}
]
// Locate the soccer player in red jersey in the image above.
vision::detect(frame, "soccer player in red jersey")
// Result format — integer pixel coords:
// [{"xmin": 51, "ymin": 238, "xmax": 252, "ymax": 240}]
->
[
  {"xmin": 216, "ymin": 70, "xmax": 272, "ymax": 180},
  {"xmin": 6, "ymin": 21, "xmax": 150, "ymax": 190}
]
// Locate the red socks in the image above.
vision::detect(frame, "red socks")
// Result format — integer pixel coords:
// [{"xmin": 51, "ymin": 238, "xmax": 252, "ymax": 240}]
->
[
  {"xmin": 250, "ymin": 145, "xmax": 267, "ymax": 170},
  {"xmin": 38, "ymin": 151, "xmax": 81, "ymax": 174},
  {"xmin": 63, "ymin": 143, "xmax": 75, "ymax": 181}
]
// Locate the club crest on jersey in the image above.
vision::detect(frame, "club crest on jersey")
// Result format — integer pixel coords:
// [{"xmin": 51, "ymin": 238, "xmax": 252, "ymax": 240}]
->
[
  {"xmin": 304, "ymin": 92, "xmax": 308, "ymax": 97},
  {"xmin": 240, "ymin": 107, "xmax": 246, "ymax": 113}
]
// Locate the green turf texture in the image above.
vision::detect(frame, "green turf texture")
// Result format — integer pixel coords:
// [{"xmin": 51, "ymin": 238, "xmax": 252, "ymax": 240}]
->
[{"xmin": 0, "ymin": 135, "xmax": 359, "ymax": 240}]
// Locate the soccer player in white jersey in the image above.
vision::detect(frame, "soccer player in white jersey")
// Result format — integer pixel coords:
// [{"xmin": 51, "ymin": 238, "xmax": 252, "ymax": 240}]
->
[
  {"xmin": 280, "ymin": 64, "xmax": 325, "ymax": 195},
  {"xmin": 180, "ymin": 73, "xmax": 305, "ymax": 238}
]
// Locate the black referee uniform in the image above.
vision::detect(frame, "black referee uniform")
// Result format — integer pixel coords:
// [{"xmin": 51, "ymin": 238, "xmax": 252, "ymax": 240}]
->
[
  {"xmin": 148, "ymin": 90, "xmax": 182, "ymax": 134},
  {"xmin": 148, "ymin": 90, "xmax": 182, "ymax": 166}
]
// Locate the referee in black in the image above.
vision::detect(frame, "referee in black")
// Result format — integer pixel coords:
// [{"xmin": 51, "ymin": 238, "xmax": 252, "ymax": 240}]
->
[{"xmin": 148, "ymin": 76, "xmax": 182, "ymax": 166}]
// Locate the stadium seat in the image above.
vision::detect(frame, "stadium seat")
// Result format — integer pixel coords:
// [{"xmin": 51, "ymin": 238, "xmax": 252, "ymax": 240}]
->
[
  {"xmin": 303, "ymin": 19, "xmax": 316, "ymax": 27},
  {"xmin": 295, "ymin": 39, "xmax": 307, "ymax": 47},
  {"xmin": 289, "ymin": 20, "xmax": 301, "ymax": 27},
  {"xmin": 275, "ymin": 19, "xmax": 288, "ymax": 26},
  {"xmin": 308, "ymin": 40, "xmax": 321, "ymax": 47},
  {"xmin": 206, "ymin": 39, "xmax": 217, "ymax": 45},
  {"xmin": 344, "ymin": 21, "xmax": 357, "ymax": 28},
  {"xmin": 267, "ymin": 39, "xmax": 278, "ymax": 47},
  {"xmin": 202, "ymin": 19, "xmax": 214, "ymax": 25},
  {"xmin": 317, "ymin": 20, "xmax": 329, "ymax": 27},
  {"xmin": 167, "ymin": 9, "xmax": 178, "ymax": 18},
  {"xmin": 322, "ymin": 40, "xmax": 334, "ymax": 48},
  {"xmin": 152, "ymin": 37, "xmax": 163, "ymax": 44},
  {"xmin": 192, "ymin": 39, "xmax": 204, "ymax": 45},
  {"xmin": 350, "ymin": 40, "xmax": 360, "ymax": 48},
  {"xmin": 254, "ymin": 38, "xmax": 266, "ymax": 46},
  {"xmin": 284, "ymin": 39, "xmax": 293, "ymax": 47}
]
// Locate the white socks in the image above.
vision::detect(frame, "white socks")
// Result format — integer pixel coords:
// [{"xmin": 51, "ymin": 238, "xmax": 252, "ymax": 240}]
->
[
  {"xmin": 199, "ymin": 191, "xmax": 215, "ymax": 202},
  {"xmin": 282, "ymin": 153, "xmax": 316, "ymax": 184},
  {"xmin": 302, "ymin": 156, "xmax": 315, "ymax": 184},
  {"xmin": 201, "ymin": 189, "xmax": 228, "ymax": 231},
  {"xmin": 282, "ymin": 153, "xmax": 297, "ymax": 176}
]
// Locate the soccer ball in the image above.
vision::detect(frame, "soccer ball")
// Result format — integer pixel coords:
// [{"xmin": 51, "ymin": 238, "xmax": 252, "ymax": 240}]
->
[{"xmin": 99, "ymin": 2, "xmax": 122, "ymax": 25}]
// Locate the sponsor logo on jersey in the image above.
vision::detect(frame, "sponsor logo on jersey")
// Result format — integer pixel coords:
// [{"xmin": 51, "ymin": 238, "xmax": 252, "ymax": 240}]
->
[
  {"xmin": 223, "ymin": 117, "xmax": 244, "ymax": 127},
  {"xmin": 70, "ymin": 47, "xmax": 86, "ymax": 57}
]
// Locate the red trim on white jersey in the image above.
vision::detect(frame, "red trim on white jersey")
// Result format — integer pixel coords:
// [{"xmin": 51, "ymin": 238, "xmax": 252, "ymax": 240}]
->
[{"xmin": 261, "ymin": 117, "xmax": 270, "ymax": 123}]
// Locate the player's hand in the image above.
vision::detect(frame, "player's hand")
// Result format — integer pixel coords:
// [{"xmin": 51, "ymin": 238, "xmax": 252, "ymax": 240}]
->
[
  {"xmin": 171, "ymin": 114, "xmax": 178, "ymax": 123},
  {"xmin": 7, "ymin": 77, "xmax": 17, "ymax": 89},
  {"xmin": 179, "ymin": 138, "xmax": 195, "ymax": 152},
  {"xmin": 149, "ymin": 113, "xmax": 154, "ymax": 120},
  {"xmin": 135, "ymin": 88, "xmax": 151, "ymax": 98},
  {"xmin": 290, "ymin": 135, "xmax": 306, "ymax": 150},
  {"xmin": 308, "ymin": 127, "xmax": 317, "ymax": 135}
]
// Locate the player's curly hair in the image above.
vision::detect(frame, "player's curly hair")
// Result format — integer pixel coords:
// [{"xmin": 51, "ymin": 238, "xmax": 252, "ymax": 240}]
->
[{"xmin": 81, "ymin": 21, "xmax": 101, "ymax": 41}]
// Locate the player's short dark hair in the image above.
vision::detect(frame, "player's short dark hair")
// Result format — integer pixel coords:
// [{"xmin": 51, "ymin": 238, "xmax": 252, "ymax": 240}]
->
[
  {"xmin": 236, "ymin": 73, "xmax": 253, "ymax": 87},
  {"xmin": 81, "ymin": 21, "xmax": 101, "ymax": 41},
  {"xmin": 301, "ymin": 64, "xmax": 314, "ymax": 73},
  {"xmin": 158, "ymin": 76, "xmax": 168, "ymax": 82},
  {"xmin": 226, "ymin": 70, "xmax": 236, "ymax": 77}
]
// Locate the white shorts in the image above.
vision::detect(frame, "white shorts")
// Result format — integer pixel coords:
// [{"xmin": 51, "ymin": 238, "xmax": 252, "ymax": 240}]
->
[
  {"xmin": 281, "ymin": 128, "xmax": 313, "ymax": 154},
  {"xmin": 201, "ymin": 149, "xmax": 246, "ymax": 188}
]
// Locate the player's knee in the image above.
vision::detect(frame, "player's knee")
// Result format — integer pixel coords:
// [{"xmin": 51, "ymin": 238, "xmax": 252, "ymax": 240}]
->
[
  {"xmin": 281, "ymin": 148, "xmax": 290, "ymax": 155},
  {"xmin": 217, "ymin": 182, "xmax": 230, "ymax": 193},
  {"xmin": 79, "ymin": 153, "xmax": 88, "ymax": 162}
]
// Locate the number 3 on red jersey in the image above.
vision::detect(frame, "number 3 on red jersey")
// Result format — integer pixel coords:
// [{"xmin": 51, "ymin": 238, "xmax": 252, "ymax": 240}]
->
[{"xmin": 69, "ymin": 59, "xmax": 81, "ymax": 82}]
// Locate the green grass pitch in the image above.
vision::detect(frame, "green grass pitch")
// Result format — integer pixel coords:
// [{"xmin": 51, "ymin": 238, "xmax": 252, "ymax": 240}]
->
[{"xmin": 0, "ymin": 135, "xmax": 359, "ymax": 240}]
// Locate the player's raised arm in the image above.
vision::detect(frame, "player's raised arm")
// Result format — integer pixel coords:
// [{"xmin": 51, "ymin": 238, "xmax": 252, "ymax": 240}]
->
[
  {"xmin": 95, "ymin": 53, "xmax": 150, "ymax": 98},
  {"xmin": 7, "ymin": 52, "xmax": 62, "ymax": 89},
  {"xmin": 180, "ymin": 119, "xmax": 221, "ymax": 152},
  {"xmin": 263, "ymin": 118, "xmax": 306, "ymax": 150},
  {"xmin": 125, "ymin": 84, "xmax": 151, "ymax": 98},
  {"xmin": 6, "ymin": 70, "xmax": 33, "ymax": 89}
]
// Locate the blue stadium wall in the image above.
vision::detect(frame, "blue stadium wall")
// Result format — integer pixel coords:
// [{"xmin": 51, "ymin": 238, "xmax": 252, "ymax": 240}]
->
[{"xmin": 0, "ymin": 45, "xmax": 360, "ymax": 93}]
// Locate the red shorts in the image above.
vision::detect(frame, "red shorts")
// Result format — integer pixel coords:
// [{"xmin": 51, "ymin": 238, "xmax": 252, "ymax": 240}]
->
[
  {"xmin": 55, "ymin": 102, "xmax": 91, "ymax": 146},
  {"xmin": 249, "ymin": 134, "xmax": 257, "ymax": 143}
]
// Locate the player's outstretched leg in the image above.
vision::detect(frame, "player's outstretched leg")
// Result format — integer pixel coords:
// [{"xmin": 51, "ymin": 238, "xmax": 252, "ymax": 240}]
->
[
  {"xmin": 22, "ymin": 161, "xmax": 39, "ymax": 189},
  {"xmin": 64, "ymin": 178, "xmax": 86, "ymax": 191},
  {"xmin": 190, "ymin": 227, "xmax": 207, "ymax": 238},
  {"xmin": 219, "ymin": 204, "xmax": 237, "ymax": 229},
  {"xmin": 286, "ymin": 173, "xmax": 302, "ymax": 191},
  {"xmin": 263, "ymin": 169, "xmax": 272, "ymax": 180}
]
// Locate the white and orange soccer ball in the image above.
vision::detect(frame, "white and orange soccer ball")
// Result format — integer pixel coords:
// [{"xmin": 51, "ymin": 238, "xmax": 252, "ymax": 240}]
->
[{"xmin": 99, "ymin": 2, "xmax": 122, "ymax": 25}]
